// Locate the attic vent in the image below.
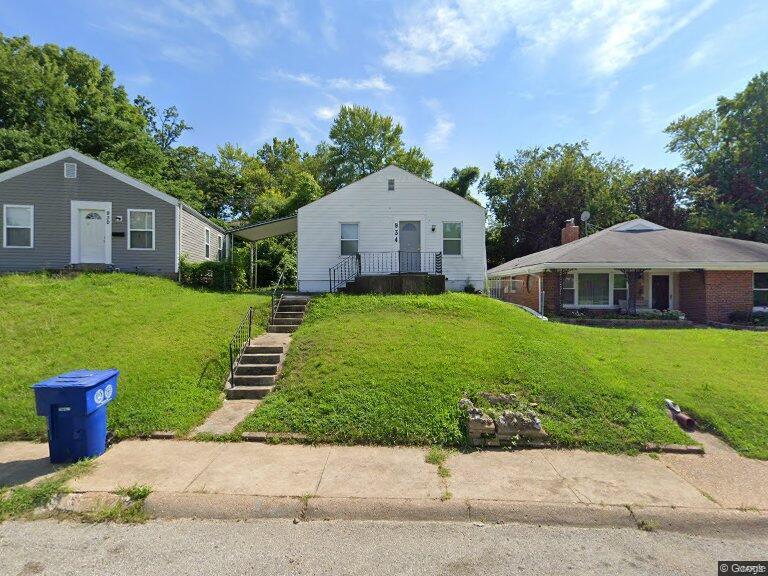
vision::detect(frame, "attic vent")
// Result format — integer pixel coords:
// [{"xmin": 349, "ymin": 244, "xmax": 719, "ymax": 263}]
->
[
  {"xmin": 388, "ymin": 178, "xmax": 395, "ymax": 191},
  {"xmin": 64, "ymin": 163, "xmax": 77, "ymax": 179}
]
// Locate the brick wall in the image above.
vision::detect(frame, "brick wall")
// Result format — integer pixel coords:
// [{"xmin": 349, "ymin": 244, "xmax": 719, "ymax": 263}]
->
[
  {"xmin": 703, "ymin": 270, "xmax": 753, "ymax": 323},
  {"xmin": 542, "ymin": 272, "xmax": 559, "ymax": 314},
  {"xmin": 501, "ymin": 274, "xmax": 541, "ymax": 311},
  {"xmin": 678, "ymin": 270, "xmax": 753, "ymax": 323}
]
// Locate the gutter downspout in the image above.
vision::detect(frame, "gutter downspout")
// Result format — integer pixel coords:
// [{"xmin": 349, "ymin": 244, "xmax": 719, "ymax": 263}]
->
[{"xmin": 176, "ymin": 202, "xmax": 183, "ymax": 282}]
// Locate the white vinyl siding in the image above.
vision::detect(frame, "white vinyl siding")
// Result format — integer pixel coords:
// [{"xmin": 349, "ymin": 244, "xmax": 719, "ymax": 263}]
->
[
  {"xmin": 3, "ymin": 204, "xmax": 33, "ymax": 248},
  {"xmin": 297, "ymin": 166, "xmax": 486, "ymax": 292},
  {"xmin": 127, "ymin": 209, "xmax": 155, "ymax": 250},
  {"xmin": 340, "ymin": 223, "xmax": 358, "ymax": 255}
]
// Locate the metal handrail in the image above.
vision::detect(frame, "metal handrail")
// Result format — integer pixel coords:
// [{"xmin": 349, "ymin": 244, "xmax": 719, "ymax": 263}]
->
[
  {"xmin": 329, "ymin": 254, "xmax": 358, "ymax": 292},
  {"xmin": 270, "ymin": 268, "xmax": 286, "ymax": 325},
  {"xmin": 229, "ymin": 306, "xmax": 253, "ymax": 383},
  {"xmin": 329, "ymin": 251, "xmax": 444, "ymax": 292}
]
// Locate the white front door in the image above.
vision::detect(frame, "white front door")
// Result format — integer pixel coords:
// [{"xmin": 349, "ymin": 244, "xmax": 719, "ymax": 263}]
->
[{"xmin": 79, "ymin": 209, "xmax": 107, "ymax": 263}]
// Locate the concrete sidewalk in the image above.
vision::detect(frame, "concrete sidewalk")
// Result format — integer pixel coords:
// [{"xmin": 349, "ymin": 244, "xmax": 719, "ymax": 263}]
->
[{"xmin": 2, "ymin": 432, "xmax": 767, "ymax": 534}]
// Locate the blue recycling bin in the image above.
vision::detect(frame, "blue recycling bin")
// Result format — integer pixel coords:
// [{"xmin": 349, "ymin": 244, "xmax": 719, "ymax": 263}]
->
[{"xmin": 32, "ymin": 369, "xmax": 118, "ymax": 463}]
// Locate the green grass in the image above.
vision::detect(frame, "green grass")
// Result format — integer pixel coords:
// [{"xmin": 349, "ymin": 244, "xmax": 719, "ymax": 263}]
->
[
  {"xmin": 0, "ymin": 273, "xmax": 268, "ymax": 440},
  {"xmin": 0, "ymin": 460, "xmax": 93, "ymax": 521},
  {"xmin": 240, "ymin": 293, "xmax": 768, "ymax": 458}
]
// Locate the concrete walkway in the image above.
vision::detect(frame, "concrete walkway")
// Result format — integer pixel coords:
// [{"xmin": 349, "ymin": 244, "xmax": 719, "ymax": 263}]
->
[{"xmin": 3, "ymin": 433, "xmax": 767, "ymax": 534}]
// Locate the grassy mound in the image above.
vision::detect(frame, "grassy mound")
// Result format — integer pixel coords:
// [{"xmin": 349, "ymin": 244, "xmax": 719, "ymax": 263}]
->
[
  {"xmin": 241, "ymin": 293, "xmax": 768, "ymax": 458},
  {"xmin": 0, "ymin": 273, "xmax": 268, "ymax": 439}
]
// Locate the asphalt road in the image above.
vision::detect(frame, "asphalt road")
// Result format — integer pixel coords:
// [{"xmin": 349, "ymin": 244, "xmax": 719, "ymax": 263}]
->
[{"xmin": 1, "ymin": 518, "xmax": 766, "ymax": 576}]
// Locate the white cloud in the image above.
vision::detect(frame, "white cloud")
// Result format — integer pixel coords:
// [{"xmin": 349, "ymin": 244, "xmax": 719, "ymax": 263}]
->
[
  {"xmin": 320, "ymin": 1, "xmax": 339, "ymax": 50},
  {"xmin": 589, "ymin": 80, "xmax": 619, "ymax": 115},
  {"xmin": 424, "ymin": 99, "xmax": 455, "ymax": 149},
  {"xmin": 383, "ymin": 0, "xmax": 715, "ymax": 76},
  {"xmin": 278, "ymin": 72, "xmax": 393, "ymax": 92},
  {"xmin": 328, "ymin": 75, "xmax": 393, "ymax": 92},
  {"xmin": 314, "ymin": 106, "xmax": 338, "ymax": 120}
]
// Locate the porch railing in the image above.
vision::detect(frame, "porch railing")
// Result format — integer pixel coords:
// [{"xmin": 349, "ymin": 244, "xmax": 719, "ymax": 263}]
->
[
  {"xmin": 329, "ymin": 251, "xmax": 443, "ymax": 292},
  {"xmin": 228, "ymin": 306, "xmax": 253, "ymax": 383}
]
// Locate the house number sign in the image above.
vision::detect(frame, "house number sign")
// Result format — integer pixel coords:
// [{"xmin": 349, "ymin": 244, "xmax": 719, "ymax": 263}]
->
[{"xmin": 394, "ymin": 221, "xmax": 399, "ymax": 243}]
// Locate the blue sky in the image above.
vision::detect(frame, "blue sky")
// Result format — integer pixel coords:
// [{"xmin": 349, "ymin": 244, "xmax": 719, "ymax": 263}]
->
[{"xmin": 4, "ymin": 0, "xmax": 768, "ymax": 188}]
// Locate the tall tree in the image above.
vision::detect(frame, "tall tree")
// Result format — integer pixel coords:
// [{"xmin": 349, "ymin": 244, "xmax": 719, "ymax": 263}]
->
[
  {"xmin": 134, "ymin": 95, "xmax": 192, "ymax": 151},
  {"xmin": 0, "ymin": 35, "xmax": 151, "ymax": 170},
  {"xmin": 316, "ymin": 105, "xmax": 433, "ymax": 191},
  {"xmin": 665, "ymin": 71, "xmax": 768, "ymax": 241},
  {"xmin": 481, "ymin": 142, "xmax": 632, "ymax": 265},
  {"xmin": 439, "ymin": 166, "xmax": 480, "ymax": 197},
  {"xmin": 625, "ymin": 168, "xmax": 689, "ymax": 229}
]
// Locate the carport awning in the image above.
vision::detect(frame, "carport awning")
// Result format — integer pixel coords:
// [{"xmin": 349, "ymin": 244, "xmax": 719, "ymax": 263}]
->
[{"xmin": 230, "ymin": 215, "xmax": 297, "ymax": 242}]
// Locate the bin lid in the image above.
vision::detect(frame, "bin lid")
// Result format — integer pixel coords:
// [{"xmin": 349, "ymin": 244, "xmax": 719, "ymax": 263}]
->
[{"xmin": 32, "ymin": 369, "xmax": 119, "ymax": 389}]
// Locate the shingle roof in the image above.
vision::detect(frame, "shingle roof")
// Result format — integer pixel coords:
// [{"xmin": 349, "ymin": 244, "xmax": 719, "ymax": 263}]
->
[{"xmin": 487, "ymin": 219, "xmax": 768, "ymax": 276}]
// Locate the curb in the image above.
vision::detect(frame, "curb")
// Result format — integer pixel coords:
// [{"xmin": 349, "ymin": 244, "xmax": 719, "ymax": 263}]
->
[{"xmin": 77, "ymin": 493, "xmax": 768, "ymax": 536}]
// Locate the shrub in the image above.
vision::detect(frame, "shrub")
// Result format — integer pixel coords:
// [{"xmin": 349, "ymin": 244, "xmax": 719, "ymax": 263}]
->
[
  {"xmin": 179, "ymin": 257, "xmax": 246, "ymax": 291},
  {"xmin": 752, "ymin": 311, "xmax": 768, "ymax": 326},
  {"xmin": 728, "ymin": 310, "xmax": 752, "ymax": 324}
]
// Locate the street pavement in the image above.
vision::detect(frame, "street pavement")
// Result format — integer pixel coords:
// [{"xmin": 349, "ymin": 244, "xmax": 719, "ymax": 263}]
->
[{"xmin": 1, "ymin": 517, "xmax": 765, "ymax": 576}]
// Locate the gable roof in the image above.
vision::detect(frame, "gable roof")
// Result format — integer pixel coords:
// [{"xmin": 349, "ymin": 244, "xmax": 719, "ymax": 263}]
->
[
  {"xmin": 298, "ymin": 164, "xmax": 486, "ymax": 213},
  {"xmin": 0, "ymin": 148, "xmax": 226, "ymax": 233},
  {"xmin": 487, "ymin": 219, "xmax": 768, "ymax": 276}
]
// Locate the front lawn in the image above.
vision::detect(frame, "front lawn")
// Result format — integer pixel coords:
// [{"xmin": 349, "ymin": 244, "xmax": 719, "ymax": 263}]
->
[
  {"xmin": 241, "ymin": 293, "xmax": 768, "ymax": 458},
  {"xmin": 0, "ymin": 273, "xmax": 268, "ymax": 440}
]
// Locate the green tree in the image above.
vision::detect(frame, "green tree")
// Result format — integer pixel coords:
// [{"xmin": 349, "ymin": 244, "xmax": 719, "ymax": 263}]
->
[
  {"xmin": 481, "ymin": 142, "xmax": 632, "ymax": 265},
  {"xmin": 316, "ymin": 105, "xmax": 433, "ymax": 191},
  {"xmin": 0, "ymin": 35, "xmax": 151, "ymax": 171},
  {"xmin": 625, "ymin": 168, "xmax": 689, "ymax": 229},
  {"xmin": 134, "ymin": 95, "xmax": 192, "ymax": 151},
  {"xmin": 665, "ymin": 71, "xmax": 768, "ymax": 240},
  {"xmin": 439, "ymin": 166, "xmax": 480, "ymax": 198}
]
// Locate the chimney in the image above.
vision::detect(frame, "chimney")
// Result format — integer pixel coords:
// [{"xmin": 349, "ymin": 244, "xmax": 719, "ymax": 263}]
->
[{"xmin": 561, "ymin": 218, "xmax": 579, "ymax": 245}]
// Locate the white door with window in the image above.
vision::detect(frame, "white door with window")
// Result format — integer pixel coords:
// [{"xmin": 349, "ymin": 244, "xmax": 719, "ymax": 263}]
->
[
  {"xmin": 79, "ymin": 210, "xmax": 106, "ymax": 262},
  {"xmin": 71, "ymin": 201, "xmax": 111, "ymax": 264}
]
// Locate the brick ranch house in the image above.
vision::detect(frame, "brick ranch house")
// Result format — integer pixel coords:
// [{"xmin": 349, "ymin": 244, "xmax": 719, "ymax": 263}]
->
[{"xmin": 486, "ymin": 218, "xmax": 768, "ymax": 323}]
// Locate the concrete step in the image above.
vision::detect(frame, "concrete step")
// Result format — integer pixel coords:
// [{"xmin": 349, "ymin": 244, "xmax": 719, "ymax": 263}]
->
[
  {"xmin": 245, "ymin": 344, "xmax": 284, "ymax": 354},
  {"xmin": 269, "ymin": 324, "xmax": 298, "ymax": 333},
  {"xmin": 281, "ymin": 295, "xmax": 310, "ymax": 304},
  {"xmin": 240, "ymin": 353, "xmax": 282, "ymax": 364},
  {"xmin": 278, "ymin": 304, "xmax": 306, "ymax": 313},
  {"xmin": 231, "ymin": 374, "xmax": 276, "ymax": 386},
  {"xmin": 271, "ymin": 317, "xmax": 302, "ymax": 326},
  {"xmin": 274, "ymin": 311, "xmax": 304, "ymax": 319},
  {"xmin": 236, "ymin": 363, "xmax": 279, "ymax": 376},
  {"xmin": 226, "ymin": 385, "xmax": 274, "ymax": 400}
]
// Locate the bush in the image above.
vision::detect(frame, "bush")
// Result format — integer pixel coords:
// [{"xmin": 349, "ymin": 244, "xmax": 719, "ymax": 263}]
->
[
  {"xmin": 728, "ymin": 310, "xmax": 752, "ymax": 324},
  {"xmin": 754, "ymin": 311, "xmax": 768, "ymax": 326},
  {"xmin": 179, "ymin": 257, "xmax": 246, "ymax": 291}
]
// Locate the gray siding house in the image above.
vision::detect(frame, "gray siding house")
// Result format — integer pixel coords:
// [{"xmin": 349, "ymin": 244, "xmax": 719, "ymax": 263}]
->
[{"xmin": 0, "ymin": 149, "xmax": 226, "ymax": 277}]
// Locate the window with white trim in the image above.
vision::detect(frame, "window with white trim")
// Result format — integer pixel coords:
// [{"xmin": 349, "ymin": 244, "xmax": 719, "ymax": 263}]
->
[
  {"xmin": 340, "ymin": 223, "xmax": 358, "ymax": 255},
  {"xmin": 205, "ymin": 229, "xmax": 211, "ymax": 259},
  {"xmin": 613, "ymin": 273, "xmax": 628, "ymax": 306},
  {"xmin": 562, "ymin": 273, "xmax": 575, "ymax": 305},
  {"xmin": 128, "ymin": 209, "xmax": 155, "ymax": 250},
  {"xmin": 755, "ymin": 273, "xmax": 768, "ymax": 307},
  {"xmin": 442, "ymin": 222, "xmax": 462, "ymax": 255},
  {"xmin": 218, "ymin": 235, "xmax": 223, "ymax": 261},
  {"xmin": 3, "ymin": 205, "xmax": 33, "ymax": 248},
  {"xmin": 577, "ymin": 273, "xmax": 610, "ymax": 306}
]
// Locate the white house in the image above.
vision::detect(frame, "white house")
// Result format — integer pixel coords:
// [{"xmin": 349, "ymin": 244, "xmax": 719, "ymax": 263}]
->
[{"xmin": 232, "ymin": 165, "xmax": 487, "ymax": 293}]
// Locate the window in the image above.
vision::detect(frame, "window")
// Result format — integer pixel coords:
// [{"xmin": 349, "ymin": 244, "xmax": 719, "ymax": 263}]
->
[
  {"xmin": 64, "ymin": 162, "xmax": 77, "ymax": 179},
  {"xmin": 443, "ymin": 222, "xmax": 462, "ymax": 255},
  {"xmin": 340, "ymin": 223, "xmax": 358, "ymax": 255},
  {"xmin": 613, "ymin": 274, "xmax": 628, "ymax": 306},
  {"xmin": 562, "ymin": 274, "xmax": 575, "ymax": 305},
  {"xmin": 388, "ymin": 178, "xmax": 395, "ymax": 191},
  {"xmin": 205, "ymin": 228, "xmax": 211, "ymax": 259},
  {"xmin": 578, "ymin": 273, "xmax": 609, "ymax": 306},
  {"xmin": 3, "ymin": 205, "xmax": 33, "ymax": 248},
  {"xmin": 755, "ymin": 273, "xmax": 768, "ymax": 308},
  {"xmin": 127, "ymin": 209, "xmax": 155, "ymax": 250},
  {"xmin": 217, "ymin": 235, "xmax": 223, "ymax": 261}
]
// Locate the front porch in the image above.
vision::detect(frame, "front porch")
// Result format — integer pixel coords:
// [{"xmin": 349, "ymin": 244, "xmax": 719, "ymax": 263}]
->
[{"xmin": 329, "ymin": 250, "xmax": 445, "ymax": 294}]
